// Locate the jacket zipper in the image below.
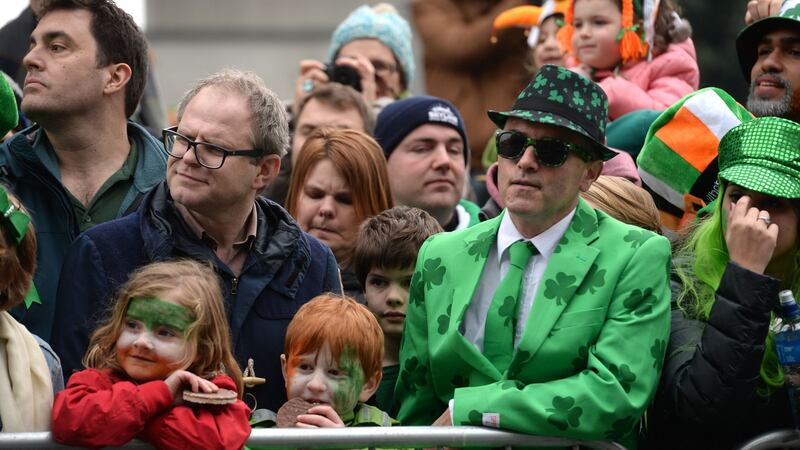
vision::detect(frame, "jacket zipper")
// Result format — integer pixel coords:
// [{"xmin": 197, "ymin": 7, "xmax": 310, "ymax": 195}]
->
[{"xmin": 231, "ymin": 277, "xmax": 239, "ymax": 296}]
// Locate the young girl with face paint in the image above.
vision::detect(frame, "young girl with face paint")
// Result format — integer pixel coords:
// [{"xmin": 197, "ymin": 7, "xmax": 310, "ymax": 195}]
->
[
  {"xmin": 280, "ymin": 294, "xmax": 397, "ymax": 428},
  {"xmin": 51, "ymin": 260, "xmax": 252, "ymax": 449},
  {"xmin": 559, "ymin": 0, "xmax": 698, "ymax": 120}
]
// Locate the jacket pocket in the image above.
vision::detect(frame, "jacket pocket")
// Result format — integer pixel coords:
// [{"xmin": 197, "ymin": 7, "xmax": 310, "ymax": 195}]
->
[{"xmin": 552, "ymin": 306, "xmax": 606, "ymax": 330}]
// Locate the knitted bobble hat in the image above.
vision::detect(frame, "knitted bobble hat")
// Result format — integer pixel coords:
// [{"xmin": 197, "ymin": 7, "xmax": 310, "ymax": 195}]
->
[{"xmin": 327, "ymin": 3, "xmax": 414, "ymax": 89}]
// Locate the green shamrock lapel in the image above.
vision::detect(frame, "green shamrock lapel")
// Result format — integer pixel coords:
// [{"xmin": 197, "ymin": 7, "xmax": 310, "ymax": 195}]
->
[
  {"xmin": 444, "ymin": 213, "xmax": 505, "ymax": 382},
  {"xmin": 512, "ymin": 199, "xmax": 601, "ymax": 366}
]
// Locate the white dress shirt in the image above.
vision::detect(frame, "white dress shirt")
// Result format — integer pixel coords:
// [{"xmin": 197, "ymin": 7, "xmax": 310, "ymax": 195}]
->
[{"xmin": 460, "ymin": 208, "xmax": 576, "ymax": 351}]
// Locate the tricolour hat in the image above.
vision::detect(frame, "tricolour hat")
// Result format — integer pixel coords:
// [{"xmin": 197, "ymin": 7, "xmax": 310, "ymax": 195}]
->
[
  {"xmin": 374, "ymin": 95, "xmax": 469, "ymax": 165},
  {"xmin": 637, "ymin": 88, "xmax": 753, "ymax": 229},
  {"xmin": 718, "ymin": 116, "xmax": 800, "ymax": 198},
  {"xmin": 737, "ymin": 0, "xmax": 800, "ymax": 82},
  {"xmin": 487, "ymin": 64, "xmax": 615, "ymax": 160},
  {"xmin": 327, "ymin": 3, "xmax": 414, "ymax": 89}
]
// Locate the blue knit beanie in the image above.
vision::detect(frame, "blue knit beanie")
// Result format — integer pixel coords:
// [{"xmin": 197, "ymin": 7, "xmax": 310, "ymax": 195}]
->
[
  {"xmin": 327, "ymin": 4, "xmax": 415, "ymax": 89},
  {"xmin": 374, "ymin": 96, "xmax": 469, "ymax": 165}
]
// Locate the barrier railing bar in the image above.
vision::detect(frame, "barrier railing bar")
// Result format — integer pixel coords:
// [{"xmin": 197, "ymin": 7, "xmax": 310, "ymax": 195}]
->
[
  {"xmin": 736, "ymin": 429, "xmax": 800, "ymax": 450},
  {"xmin": 0, "ymin": 427, "xmax": 626, "ymax": 449}
]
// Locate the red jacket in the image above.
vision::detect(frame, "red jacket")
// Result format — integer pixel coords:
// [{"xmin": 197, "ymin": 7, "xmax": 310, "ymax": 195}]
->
[{"xmin": 51, "ymin": 368, "xmax": 251, "ymax": 450}]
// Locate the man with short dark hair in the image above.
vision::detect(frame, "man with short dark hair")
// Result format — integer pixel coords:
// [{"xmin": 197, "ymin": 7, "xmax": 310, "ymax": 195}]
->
[
  {"xmin": 395, "ymin": 66, "xmax": 671, "ymax": 448},
  {"xmin": 738, "ymin": 0, "xmax": 800, "ymax": 121},
  {"xmin": 0, "ymin": 0, "xmax": 165, "ymax": 340},
  {"xmin": 53, "ymin": 69, "xmax": 341, "ymax": 413}
]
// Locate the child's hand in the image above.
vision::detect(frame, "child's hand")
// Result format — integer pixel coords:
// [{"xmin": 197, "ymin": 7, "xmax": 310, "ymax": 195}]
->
[
  {"xmin": 164, "ymin": 370, "xmax": 218, "ymax": 406},
  {"xmin": 295, "ymin": 404, "xmax": 345, "ymax": 428}
]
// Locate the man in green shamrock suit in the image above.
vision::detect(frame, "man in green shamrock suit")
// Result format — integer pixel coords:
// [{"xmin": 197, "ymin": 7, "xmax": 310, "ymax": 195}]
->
[{"xmin": 395, "ymin": 65, "xmax": 671, "ymax": 449}]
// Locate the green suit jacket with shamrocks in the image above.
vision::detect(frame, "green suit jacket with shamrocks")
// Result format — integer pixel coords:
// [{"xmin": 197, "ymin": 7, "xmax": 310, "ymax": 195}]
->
[{"xmin": 395, "ymin": 199, "xmax": 671, "ymax": 449}]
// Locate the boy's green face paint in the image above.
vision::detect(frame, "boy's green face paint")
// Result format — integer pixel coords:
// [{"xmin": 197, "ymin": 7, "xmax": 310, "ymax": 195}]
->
[
  {"xmin": 126, "ymin": 297, "xmax": 193, "ymax": 334},
  {"xmin": 332, "ymin": 347, "xmax": 366, "ymax": 414}
]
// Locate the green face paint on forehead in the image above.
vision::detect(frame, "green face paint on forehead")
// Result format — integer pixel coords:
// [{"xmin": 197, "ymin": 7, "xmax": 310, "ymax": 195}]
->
[{"xmin": 126, "ymin": 298, "xmax": 194, "ymax": 333}]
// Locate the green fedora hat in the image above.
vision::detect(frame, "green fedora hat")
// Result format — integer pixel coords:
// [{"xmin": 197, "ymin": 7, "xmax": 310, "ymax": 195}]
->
[
  {"xmin": 487, "ymin": 64, "xmax": 615, "ymax": 161},
  {"xmin": 718, "ymin": 116, "xmax": 800, "ymax": 198},
  {"xmin": 736, "ymin": 0, "xmax": 800, "ymax": 82}
]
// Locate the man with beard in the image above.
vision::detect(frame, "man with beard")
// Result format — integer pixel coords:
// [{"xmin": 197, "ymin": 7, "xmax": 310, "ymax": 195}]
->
[{"xmin": 737, "ymin": 0, "xmax": 800, "ymax": 120}]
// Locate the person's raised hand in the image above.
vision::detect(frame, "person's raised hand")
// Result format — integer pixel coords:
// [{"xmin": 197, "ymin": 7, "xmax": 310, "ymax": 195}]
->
[
  {"xmin": 293, "ymin": 59, "xmax": 330, "ymax": 114},
  {"xmin": 164, "ymin": 369, "xmax": 218, "ymax": 406},
  {"xmin": 745, "ymin": 0, "xmax": 783, "ymax": 24},
  {"xmin": 725, "ymin": 195, "xmax": 779, "ymax": 274},
  {"xmin": 335, "ymin": 54, "xmax": 377, "ymax": 105},
  {"xmin": 295, "ymin": 404, "xmax": 345, "ymax": 428}
]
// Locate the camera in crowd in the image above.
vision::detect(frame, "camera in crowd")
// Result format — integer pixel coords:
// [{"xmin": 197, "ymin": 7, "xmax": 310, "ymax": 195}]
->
[{"xmin": 325, "ymin": 63, "xmax": 362, "ymax": 93}]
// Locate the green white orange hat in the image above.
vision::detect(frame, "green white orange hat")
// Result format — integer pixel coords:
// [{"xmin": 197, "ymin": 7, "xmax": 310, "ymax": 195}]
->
[
  {"xmin": 637, "ymin": 88, "xmax": 754, "ymax": 224},
  {"xmin": 718, "ymin": 117, "xmax": 800, "ymax": 199}
]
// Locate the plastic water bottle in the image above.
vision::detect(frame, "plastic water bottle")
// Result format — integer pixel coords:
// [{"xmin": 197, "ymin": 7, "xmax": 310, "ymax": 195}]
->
[{"xmin": 774, "ymin": 290, "xmax": 800, "ymax": 428}]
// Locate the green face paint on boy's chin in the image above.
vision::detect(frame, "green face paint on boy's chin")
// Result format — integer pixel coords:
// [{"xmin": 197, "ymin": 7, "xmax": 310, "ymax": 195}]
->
[
  {"xmin": 332, "ymin": 348, "xmax": 365, "ymax": 415},
  {"xmin": 126, "ymin": 298, "xmax": 194, "ymax": 333}
]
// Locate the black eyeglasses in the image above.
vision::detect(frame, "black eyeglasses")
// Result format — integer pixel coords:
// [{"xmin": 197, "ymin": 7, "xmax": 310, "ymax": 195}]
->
[
  {"xmin": 162, "ymin": 127, "xmax": 263, "ymax": 170},
  {"xmin": 495, "ymin": 130, "xmax": 593, "ymax": 167}
]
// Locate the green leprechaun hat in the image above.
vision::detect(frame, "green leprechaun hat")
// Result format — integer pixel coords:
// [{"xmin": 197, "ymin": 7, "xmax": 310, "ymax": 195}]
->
[
  {"xmin": 487, "ymin": 64, "xmax": 616, "ymax": 161},
  {"xmin": 637, "ymin": 87, "xmax": 753, "ymax": 230},
  {"xmin": 718, "ymin": 116, "xmax": 800, "ymax": 199},
  {"xmin": 737, "ymin": 0, "xmax": 800, "ymax": 82}
]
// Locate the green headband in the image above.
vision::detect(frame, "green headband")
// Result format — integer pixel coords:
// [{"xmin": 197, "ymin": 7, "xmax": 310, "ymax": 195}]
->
[
  {"xmin": 127, "ymin": 297, "xmax": 194, "ymax": 333},
  {"xmin": 0, "ymin": 186, "xmax": 30, "ymax": 246}
]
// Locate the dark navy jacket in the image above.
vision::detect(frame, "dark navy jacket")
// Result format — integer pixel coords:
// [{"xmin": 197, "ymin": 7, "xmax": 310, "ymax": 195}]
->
[
  {"xmin": 0, "ymin": 123, "xmax": 166, "ymax": 341},
  {"xmin": 51, "ymin": 182, "xmax": 341, "ymax": 412}
]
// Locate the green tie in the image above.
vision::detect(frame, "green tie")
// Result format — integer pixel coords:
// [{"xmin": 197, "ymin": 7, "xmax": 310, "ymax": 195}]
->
[{"xmin": 483, "ymin": 240, "xmax": 537, "ymax": 373}]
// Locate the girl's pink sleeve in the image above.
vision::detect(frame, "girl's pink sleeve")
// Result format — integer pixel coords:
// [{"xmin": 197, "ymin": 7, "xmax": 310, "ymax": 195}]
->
[
  {"xmin": 597, "ymin": 43, "xmax": 700, "ymax": 119},
  {"xmin": 141, "ymin": 375, "xmax": 252, "ymax": 450},
  {"xmin": 51, "ymin": 369, "xmax": 173, "ymax": 448}
]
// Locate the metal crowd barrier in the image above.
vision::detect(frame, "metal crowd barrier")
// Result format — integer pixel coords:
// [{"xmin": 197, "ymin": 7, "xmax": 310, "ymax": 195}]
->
[
  {"xmin": 737, "ymin": 429, "xmax": 800, "ymax": 450},
  {"xmin": 0, "ymin": 427, "xmax": 626, "ymax": 449}
]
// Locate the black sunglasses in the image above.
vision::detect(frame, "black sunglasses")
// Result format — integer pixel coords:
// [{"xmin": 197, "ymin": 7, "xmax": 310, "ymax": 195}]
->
[{"xmin": 495, "ymin": 130, "xmax": 593, "ymax": 167}]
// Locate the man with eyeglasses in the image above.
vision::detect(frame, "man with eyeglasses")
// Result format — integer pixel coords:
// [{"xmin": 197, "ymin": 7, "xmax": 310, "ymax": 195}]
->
[
  {"xmin": 51, "ymin": 69, "xmax": 341, "ymax": 413},
  {"xmin": 0, "ymin": 0, "xmax": 165, "ymax": 341},
  {"xmin": 394, "ymin": 65, "xmax": 671, "ymax": 448}
]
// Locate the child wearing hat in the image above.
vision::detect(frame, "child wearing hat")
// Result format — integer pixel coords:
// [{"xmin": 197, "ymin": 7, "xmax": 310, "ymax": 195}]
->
[
  {"xmin": 649, "ymin": 116, "xmax": 800, "ymax": 449},
  {"xmin": 559, "ymin": 0, "xmax": 698, "ymax": 120}
]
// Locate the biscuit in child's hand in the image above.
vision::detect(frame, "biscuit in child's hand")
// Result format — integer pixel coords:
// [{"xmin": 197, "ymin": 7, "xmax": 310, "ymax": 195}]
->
[
  {"xmin": 182, "ymin": 388, "xmax": 237, "ymax": 405},
  {"xmin": 277, "ymin": 397, "xmax": 316, "ymax": 427}
]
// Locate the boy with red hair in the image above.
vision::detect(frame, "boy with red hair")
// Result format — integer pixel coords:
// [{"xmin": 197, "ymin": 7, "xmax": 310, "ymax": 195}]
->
[{"xmin": 280, "ymin": 294, "xmax": 397, "ymax": 427}]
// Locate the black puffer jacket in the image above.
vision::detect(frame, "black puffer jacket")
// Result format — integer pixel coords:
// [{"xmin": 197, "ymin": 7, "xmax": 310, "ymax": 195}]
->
[{"xmin": 646, "ymin": 262, "xmax": 792, "ymax": 449}]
